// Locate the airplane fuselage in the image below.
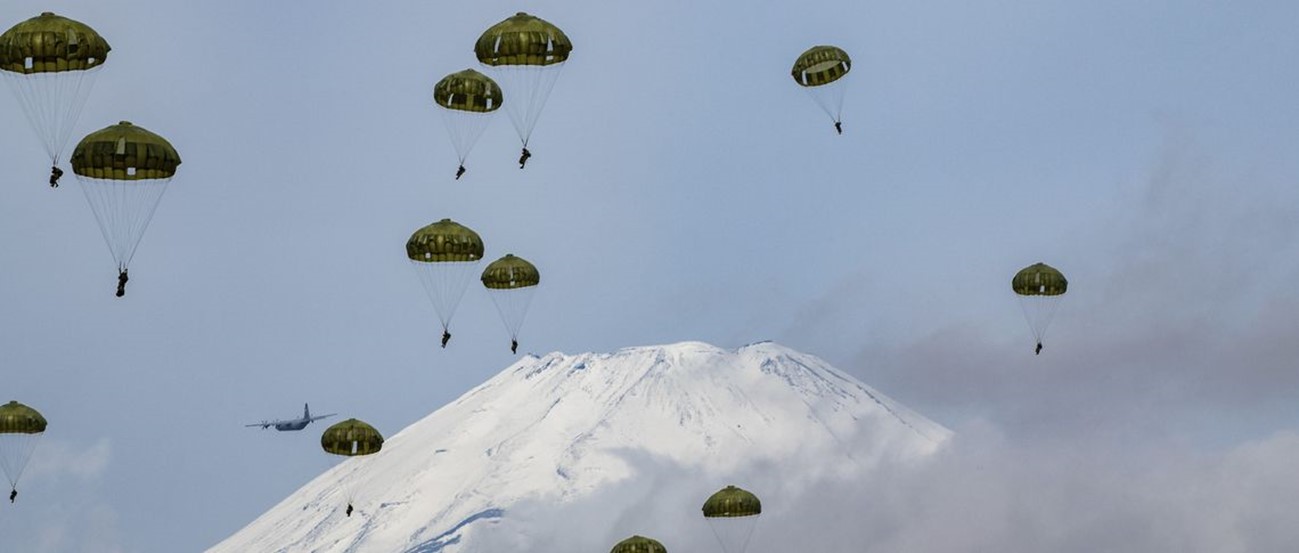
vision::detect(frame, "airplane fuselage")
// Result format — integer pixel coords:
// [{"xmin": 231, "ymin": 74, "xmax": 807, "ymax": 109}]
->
[{"xmin": 247, "ymin": 404, "xmax": 336, "ymax": 432}]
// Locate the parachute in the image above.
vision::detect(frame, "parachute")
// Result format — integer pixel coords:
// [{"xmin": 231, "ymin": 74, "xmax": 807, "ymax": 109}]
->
[
  {"xmin": 474, "ymin": 12, "xmax": 572, "ymax": 167},
  {"xmin": 434, "ymin": 69, "xmax": 502, "ymax": 179},
  {"xmin": 406, "ymin": 219, "xmax": 485, "ymax": 347},
  {"xmin": 70, "ymin": 121, "xmax": 182, "ymax": 298},
  {"xmin": 1012, "ymin": 262, "xmax": 1068, "ymax": 355},
  {"xmin": 702, "ymin": 485, "xmax": 762, "ymax": 553},
  {"xmin": 320, "ymin": 418, "xmax": 384, "ymax": 457},
  {"xmin": 481, "ymin": 254, "xmax": 540, "ymax": 354},
  {"xmin": 320, "ymin": 418, "xmax": 383, "ymax": 517},
  {"xmin": 0, "ymin": 12, "xmax": 110, "ymax": 187},
  {"xmin": 791, "ymin": 45, "xmax": 851, "ymax": 134},
  {"xmin": 610, "ymin": 535, "xmax": 667, "ymax": 553},
  {"xmin": 0, "ymin": 400, "xmax": 48, "ymax": 501}
]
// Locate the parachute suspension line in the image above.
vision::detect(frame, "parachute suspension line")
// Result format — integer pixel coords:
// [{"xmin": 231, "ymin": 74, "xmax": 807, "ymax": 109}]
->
[
  {"xmin": 321, "ymin": 417, "xmax": 383, "ymax": 516},
  {"xmin": 439, "ymin": 109, "xmax": 493, "ymax": 166},
  {"xmin": 319, "ymin": 453, "xmax": 360, "ymax": 509},
  {"xmin": 0, "ymin": 433, "xmax": 42, "ymax": 490},
  {"xmin": 340, "ymin": 460, "xmax": 359, "ymax": 506},
  {"xmin": 1018, "ymin": 295, "xmax": 1063, "ymax": 345},
  {"xmin": 491, "ymin": 63, "xmax": 565, "ymax": 148},
  {"xmin": 410, "ymin": 261, "xmax": 480, "ymax": 332},
  {"xmin": 706, "ymin": 516, "xmax": 761, "ymax": 553},
  {"xmin": 76, "ymin": 177, "xmax": 172, "ymax": 271},
  {"xmin": 803, "ymin": 76, "xmax": 848, "ymax": 126},
  {"xmin": 487, "ymin": 286, "xmax": 537, "ymax": 342},
  {"xmin": 1, "ymin": 65, "xmax": 102, "ymax": 168}
]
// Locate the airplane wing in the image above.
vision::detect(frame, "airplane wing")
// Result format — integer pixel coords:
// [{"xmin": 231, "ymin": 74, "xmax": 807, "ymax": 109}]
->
[
  {"xmin": 307, "ymin": 413, "xmax": 337, "ymax": 423},
  {"xmin": 245, "ymin": 420, "xmax": 279, "ymax": 428}
]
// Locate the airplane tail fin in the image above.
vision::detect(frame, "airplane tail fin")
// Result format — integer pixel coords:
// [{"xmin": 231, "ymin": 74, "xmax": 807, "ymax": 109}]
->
[{"xmin": 304, "ymin": 403, "xmax": 310, "ymax": 419}]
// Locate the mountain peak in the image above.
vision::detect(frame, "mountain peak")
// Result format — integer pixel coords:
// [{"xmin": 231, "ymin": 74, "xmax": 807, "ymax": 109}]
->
[{"xmin": 210, "ymin": 341, "xmax": 949, "ymax": 553}]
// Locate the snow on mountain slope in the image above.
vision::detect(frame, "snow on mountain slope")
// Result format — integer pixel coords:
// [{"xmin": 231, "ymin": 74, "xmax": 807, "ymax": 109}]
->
[{"xmin": 208, "ymin": 341, "xmax": 950, "ymax": 553}]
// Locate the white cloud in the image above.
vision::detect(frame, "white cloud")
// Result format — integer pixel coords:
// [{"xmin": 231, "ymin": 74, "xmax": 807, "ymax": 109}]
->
[
  {"xmin": 0, "ymin": 438, "xmax": 123, "ymax": 553},
  {"xmin": 27, "ymin": 503, "xmax": 125, "ymax": 553},
  {"xmin": 24, "ymin": 438, "xmax": 112, "ymax": 483},
  {"xmin": 473, "ymin": 424, "xmax": 1299, "ymax": 553}
]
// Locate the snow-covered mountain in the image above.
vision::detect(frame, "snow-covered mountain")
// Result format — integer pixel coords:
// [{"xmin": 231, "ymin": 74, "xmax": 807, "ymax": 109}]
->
[{"xmin": 208, "ymin": 341, "xmax": 950, "ymax": 553}]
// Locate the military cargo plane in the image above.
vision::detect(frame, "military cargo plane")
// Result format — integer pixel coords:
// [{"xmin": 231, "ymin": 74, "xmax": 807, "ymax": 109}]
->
[{"xmin": 245, "ymin": 404, "xmax": 336, "ymax": 431}]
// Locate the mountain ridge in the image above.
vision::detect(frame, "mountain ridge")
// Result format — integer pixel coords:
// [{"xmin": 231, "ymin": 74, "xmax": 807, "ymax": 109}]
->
[{"xmin": 209, "ymin": 341, "xmax": 949, "ymax": 553}]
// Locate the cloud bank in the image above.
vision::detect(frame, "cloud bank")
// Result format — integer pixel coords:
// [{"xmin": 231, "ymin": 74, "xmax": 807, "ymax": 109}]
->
[{"xmin": 470, "ymin": 422, "xmax": 1298, "ymax": 553}]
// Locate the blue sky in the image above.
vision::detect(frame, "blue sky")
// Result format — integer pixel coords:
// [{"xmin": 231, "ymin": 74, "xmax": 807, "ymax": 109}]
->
[{"xmin": 1, "ymin": 1, "xmax": 1296, "ymax": 551}]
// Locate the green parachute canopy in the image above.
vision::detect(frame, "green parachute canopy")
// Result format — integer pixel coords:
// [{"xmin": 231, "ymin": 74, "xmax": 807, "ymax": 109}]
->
[
  {"xmin": 610, "ymin": 535, "xmax": 667, "ymax": 553},
  {"xmin": 320, "ymin": 418, "xmax": 383, "ymax": 510},
  {"xmin": 434, "ymin": 69, "xmax": 501, "ymax": 173},
  {"xmin": 406, "ymin": 219, "xmax": 485, "ymax": 263},
  {"xmin": 1012, "ymin": 262, "xmax": 1068, "ymax": 296},
  {"xmin": 481, "ymin": 254, "xmax": 540, "ymax": 289},
  {"xmin": 70, "ymin": 121, "xmax": 182, "ymax": 180},
  {"xmin": 702, "ymin": 485, "xmax": 762, "ymax": 518},
  {"xmin": 0, "ymin": 12, "xmax": 110, "ymax": 74},
  {"xmin": 474, "ymin": 12, "xmax": 572, "ymax": 67},
  {"xmin": 0, "ymin": 12, "xmax": 111, "ymax": 185},
  {"xmin": 0, "ymin": 400, "xmax": 47, "ymax": 494},
  {"xmin": 1012, "ymin": 262, "xmax": 1068, "ymax": 353},
  {"xmin": 474, "ymin": 12, "xmax": 572, "ymax": 157},
  {"xmin": 320, "ymin": 418, "xmax": 384, "ymax": 457},
  {"xmin": 791, "ymin": 45, "xmax": 851, "ymax": 130},
  {"xmin": 70, "ymin": 121, "xmax": 182, "ymax": 294},
  {"xmin": 407, "ymin": 219, "xmax": 485, "ymax": 337},
  {"xmin": 435, "ymin": 69, "xmax": 503, "ymax": 114},
  {"xmin": 791, "ymin": 45, "xmax": 851, "ymax": 87},
  {"xmin": 481, "ymin": 254, "xmax": 541, "ymax": 351},
  {"xmin": 0, "ymin": 401, "xmax": 47, "ymax": 434},
  {"xmin": 703, "ymin": 485, "xmax": 762, "ymax": 553}
]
